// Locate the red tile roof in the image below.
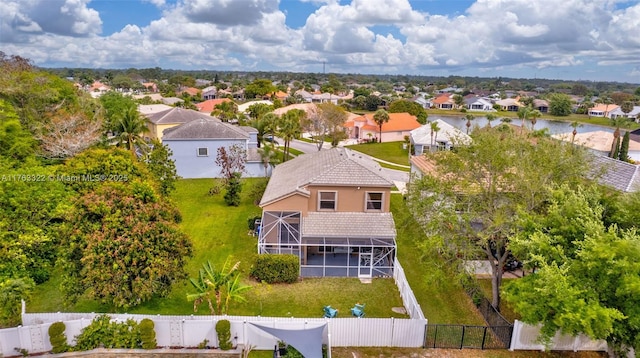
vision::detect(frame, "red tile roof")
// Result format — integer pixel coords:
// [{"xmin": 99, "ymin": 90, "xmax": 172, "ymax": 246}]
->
[{"xmin": 195, "ymin": 98, "xmax": 233, "ymax": 113}]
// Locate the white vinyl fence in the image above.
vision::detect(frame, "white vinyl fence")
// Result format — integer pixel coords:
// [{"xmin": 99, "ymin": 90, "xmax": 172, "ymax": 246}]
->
[
  {"xmin": 510, "ymin": 320, "xmax": 608, "ymax": 352},
  {"xmin": 3, "ymin": 313, "xmax": 427, "ymax": 357},
  {"xmin": 392, "ymin": 258, "xmax": 425, "ymax": 320}
]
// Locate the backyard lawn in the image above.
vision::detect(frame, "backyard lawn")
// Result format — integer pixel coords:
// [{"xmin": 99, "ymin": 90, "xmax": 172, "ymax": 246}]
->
[
  {"xmin": 29, "ymin": 179, "xmax": 406, "ymax": 318},
  {"xmin": 346, "ymin": 141, "xmax": 410, "ymax": 167}
]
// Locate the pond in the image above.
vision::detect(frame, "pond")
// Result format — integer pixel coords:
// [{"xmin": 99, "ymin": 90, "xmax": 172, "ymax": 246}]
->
[{"xmin": 435, "ymin": 115, "xmax": 613, "ymax": 135}]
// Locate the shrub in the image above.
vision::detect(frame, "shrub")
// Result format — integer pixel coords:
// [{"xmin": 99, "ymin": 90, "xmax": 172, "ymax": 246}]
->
[
  {"xmin": 49, "ymin": 321, "xmax": 69, "ymax": 353},
  {"xmin": 250, "ymin": 254, "xmax": 299, "ymax": 284},
  {"xmin": 73, "ymin": 315, "xmax": 142, "ymax": 351},
  {"xmin": 139, "ymin": 318, "xmax": 156, "ymax": 349},
  {"xmin": 216, "ymin": 319, "xmax": 232, "ymax": 350}
]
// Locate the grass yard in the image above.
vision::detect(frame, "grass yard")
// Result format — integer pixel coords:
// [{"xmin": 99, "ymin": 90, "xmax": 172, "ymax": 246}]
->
[
  {"xmin": 391, "ymin": 194, "xmax": 485, "ymax": 325},
  {"xmin": 29, "ymin": 179, "xmax": 405, "ymax": 318},
  {"xmin": 346, "ymin": 141, "xmax": 410, "ymax": 167}
]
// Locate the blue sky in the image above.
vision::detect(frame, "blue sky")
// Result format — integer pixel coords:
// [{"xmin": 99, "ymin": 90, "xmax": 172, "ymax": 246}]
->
[{"xmin": 1, "ymin": 0, "xmax": 639, "ymax": 83}]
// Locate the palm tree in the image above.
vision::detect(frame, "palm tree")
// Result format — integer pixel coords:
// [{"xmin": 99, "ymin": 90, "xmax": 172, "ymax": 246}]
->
[
  {"xmin": 252, "ymin": 112, "xmax": 277, "ymax": 148},
  {"xmin": 485, "ymin": 113, "xmax": 497, "ymax": 128},
  {"xmin": 278, "ymin": 109, "xmax": 303, "ymax": 161},
  {"xmin": 516, "ymin": 106, "xmax": 530, "ymax": 134},
  {"xmin": 464, "ymin": 114, "xmax": 474, "ymax": 134},
  {"xmin": 187, "ymin": 259, "xmax": 240, "ymax": 315},
  {"xmin": 373, "ymin": 109, "xmax": 390, "ymax": 143},
  {"xmin": 429, "ymin": 120, "xmax": 441, "ymax": 152},
  {"xmin": 113, "ymin": 107, "xmax": 149, "ymax": 155},
  {"xmin": 529, "ymin": 109, "xmax": 542, "ymax": 131},
  {"xmin": 258, "ymin": 144, "xmax": 278, "ymax": 177},
  {"xmin": 570, "ymin": 121, "xmax": 582, "ymax": 145}
]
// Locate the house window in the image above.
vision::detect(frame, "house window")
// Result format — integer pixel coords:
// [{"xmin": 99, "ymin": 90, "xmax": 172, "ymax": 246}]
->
[
  {"xmin": 197, "ymin": 147, "xmax": 208, "ymax": 157},
  {"xmin": 365, "ymin": 192, "xmax": 383, "ymax": 211},
  {"xmin": 318, "ymin": 191, "xmax": 337, "ymax": 211}
]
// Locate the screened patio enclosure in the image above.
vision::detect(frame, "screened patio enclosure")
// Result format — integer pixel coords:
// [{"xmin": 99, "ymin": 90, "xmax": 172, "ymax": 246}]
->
[{"xmin": 258, "ymin": 211, "xmax": 397, "ymax": 278}]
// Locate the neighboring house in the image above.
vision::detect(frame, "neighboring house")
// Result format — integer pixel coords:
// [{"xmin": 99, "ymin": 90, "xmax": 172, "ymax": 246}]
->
[
  {"xmin": 138, "ymin": 104, "xmax": 173, "ymax": 116},
  {"xmin": 409, "ymin": 119, "xmax": 471, "ymax": 154},
  {"xmin": 344, "ymin": 112, "xmax": 421, "ymax": 142},
  {"xmin": 432, "ymin": 94, "xmax": 455, "ymax": 110},
  {"xmin": 162, "ymin": 97, "xmax": 184, "ymax": 106},
  {"xmin": 294, "ymin": 90, "xmax": 350, "ymax": 105},
  {"xmin": 141, "ymin": 82, "xmax": 158, "ymax": 93},
  {"xmin": 133, "ymin": 93, "xmax": 163, "ymax": 102},
  {"xmin": 412, "ymin": 94, "xmax": 432, "ymax": 109},
  {"xmin": 495, "ymin": 97, "xmax": 522, "ymax": 112},
  {"xmin": 464, "ymin": 96, "xmax": 495, "ymax": 112},
  {"xmin": 272, "ymin": 103, "xmax": 318, "ymax": 116},
  {"xmin": 532, "ymin": 99, "xmax": 549, "ymax": 113},
  {"xmin": 163, "ymin": 118, "xmax": 264, "ymax": 178},
  {"xmin": 178, "ymin": 87, "xmax": 200, "ymax": 97},
  {"xmin": 272, "ymin": 90, "xmax": 289, "ymax": 101},
  {"xmin": 237, "ymin": 100, "xmax": 274, "ymax": 114},
  {"xmin": 143, "ymin": 107, "xmax": 215, "ymax": 140},
  {"xmin": 195, "ymin": 98, "xmax": 233, "ymax": 113},
  {"xmin": 257, "ymin": 147, "xmax": 397, "ymax": 278},
  {"xmin": 589, "ymin": 155, "xmax": 640, "ymax": 192},
  {"xmin": 551, "ymin": 130, "xmax": 640, "ymax": 161},
  {"xmin": 201, "ymin": 86, "xmax": 217, "ymax": 100},
  {"xmin": 609, "ymin": 106, "xmax": 640, "ymax": 121},
  {"xmin": 588, "ymin": 104, "xmax": 619, "ymax": 118}
]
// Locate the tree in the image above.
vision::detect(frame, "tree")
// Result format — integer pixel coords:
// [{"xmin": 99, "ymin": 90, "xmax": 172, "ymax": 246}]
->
[
  {"xmin": 464, "ymin": 114, "xmax": 474, "ymax": 135},
  {"xmin": 145, "ymin": 139, "xmax": 179, "ymax": 196},
  {"xmin": 610, "ymin": 117, "xmax": 627, "ymax": 158},
  {"xmin": 212, "ymin": 101, "xmax": 239, "ymax": 122},
  {"xmin": 215, "ymin": 144, "xmax": 246, "ymax": 183},
  {"xmin": 0, "ymin": 99, "xmax": 35, "ymax": 162},
  {"xmin": 620, "ymin": 101, "xmax": 634, "ymax": 117},
  {"xmin": 504, "ymin": 185, "xmax": 640, "ymax": 354},
  {"xmin": 38, "ymin": 108, "xmax": 101, "ymax": 158},
  {"xmin": 246, "ymin": 103, "xmax": 274, "ymax": 121},
  {"xmin": 302, "ymin": 103, "xmax": 347, "ymax": 151},
  {"xmin": 0, "ymin": 278, "xmax": 34, "ymax": 327},
  {"xmin": 251, "ymin": 112, "xmax": 277, "ymax": 148},
  {"xmin": 224, "ymin": 172, "xmax": 242, "ymax": 206},
  {"xmin": 245, "ymin": 79, "xmax": 276, "ymax": 99},
  {"xmin": 187, "ymin": 258, "xmax": 243, "ymax": 315},
  {"xmin": 429, "ymin": 121, "xmax": 440, "ymax": 151},
  {"xmin": 570, "ymin": 121, "xmax": 582, "ymax": 145},
  {"xmin": 619, "ymin": 131, "xmax": 630, "ymax": 162},
  {"xmin": 548, "ymin": 93, "xmax": 573, "ymax": 116},
  {"xmin": 60, "ymin": 181, "xmax": 192, "ymax": 308},
  {"xmin": 485, "ymin": 113, "xmax": 497, "ymax": 128},
  {"xmin": 388, "ymin": 99, "xmax": 428, "ymax": 124},
  {"xmin": 517, "ymin": 106, "xmax": 530, "ymax": 133},
  {"xmin": 373, "ymin": 109, "xmax": 389, "ymax": 143},
  {"xmin": 406, "ymin": 128, "xmax": 590, "ymax": 311},
  {"xmin": 364, "ymin": 95, "xmax": 382, "ymax": 111},
  {"xmin": 277, "ymin": 109, "xmax": 303, "ymax": 161},
  {"xmin": 257, "ymin": 144, "xmax": 278, "ymax": 177},
  {"xmin": 112, "ymin": 107, "xmax": 150, "ymax": 155},
  {"xmin": 529, "ymin": 109, "xmax": 542, "ymax": 131},
  {"xmin": 453, "ymin": 94, "xmax": 464, "ymax": 110}
]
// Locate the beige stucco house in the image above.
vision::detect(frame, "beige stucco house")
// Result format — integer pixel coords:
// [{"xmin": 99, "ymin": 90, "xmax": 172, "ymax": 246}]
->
[{"xmin": 258, "ymin": 147, "xmax": 397, "ymax": 278}]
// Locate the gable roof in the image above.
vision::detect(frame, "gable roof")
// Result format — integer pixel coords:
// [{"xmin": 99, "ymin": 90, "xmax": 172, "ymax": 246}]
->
[
  {"xmin": 260, "ymin": 147, "xmax": 393, "ymax": 207},
  {"xmin": 145, "ymin": 107, "xmax": 214, "ymax": 125},
  {"xmin": 162, "ymin": 118, "xmax": 252, "ymax": 140},
  {"xmin": 410, "ymin": 119, "xmax": 471, "ymax": 146},
  {"xmin": 552, "ymin": 130, "xmax": 640, "ymax": 152},
  {"xmin": 303, "ymin": 212, "xmax": 396, "ymax": 238},
  {"xmin": 590, "ymin": 155, "xmax": 640, "ymax": 192}
]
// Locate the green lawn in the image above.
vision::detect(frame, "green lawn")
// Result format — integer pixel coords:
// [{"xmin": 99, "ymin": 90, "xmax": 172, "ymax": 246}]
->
[
  {"xmin": 346, "ymin": 141, "xmax": 410, "ymax": 167},
  {"xmin": 29, "ymin": 179, "xmax": 406, "ymax": 318}
]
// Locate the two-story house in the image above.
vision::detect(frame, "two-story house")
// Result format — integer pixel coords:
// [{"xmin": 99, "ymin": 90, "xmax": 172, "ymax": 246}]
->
[{"xmin": 258, "ymin": 147, "xmax": 397, "ymax": 278}]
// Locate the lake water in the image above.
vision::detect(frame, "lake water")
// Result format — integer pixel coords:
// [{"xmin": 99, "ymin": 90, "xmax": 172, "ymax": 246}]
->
[{"xmin": 435, "ymin": 115, "xmax": 613, "ymax": 135}]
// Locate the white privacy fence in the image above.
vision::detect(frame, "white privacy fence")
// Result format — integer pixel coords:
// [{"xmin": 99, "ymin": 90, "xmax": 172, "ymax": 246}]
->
[
  {"xmin": 392, "ymin": 258, "xmax": 425, "ymax": 320},
  {"xmin": 510, "ymin": 320, "xmax": 608, "ymax": 352},
  {"xmin": 3, "ymin": 313, "xmax": 427, "ymax": 357}
]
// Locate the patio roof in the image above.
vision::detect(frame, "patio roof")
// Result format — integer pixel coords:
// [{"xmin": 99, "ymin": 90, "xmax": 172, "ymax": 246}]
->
[{"xmin": 302, "ymin": 212, "xmax": 396, "ymax": 239}]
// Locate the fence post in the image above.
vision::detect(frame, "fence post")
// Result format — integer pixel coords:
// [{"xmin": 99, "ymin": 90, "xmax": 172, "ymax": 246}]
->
[
  {"xmin": 460, "ymin": 325, "xmax": 465, "ymax": 349},
  {"xmin": 481, "ymin": 326, "xmax": 487, "ymax": 350}
]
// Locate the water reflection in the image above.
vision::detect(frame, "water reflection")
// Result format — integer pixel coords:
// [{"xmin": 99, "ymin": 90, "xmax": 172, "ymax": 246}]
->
[{"xmin": 435, "ymin": 115, "xmax": 613, "ymax": 135}]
